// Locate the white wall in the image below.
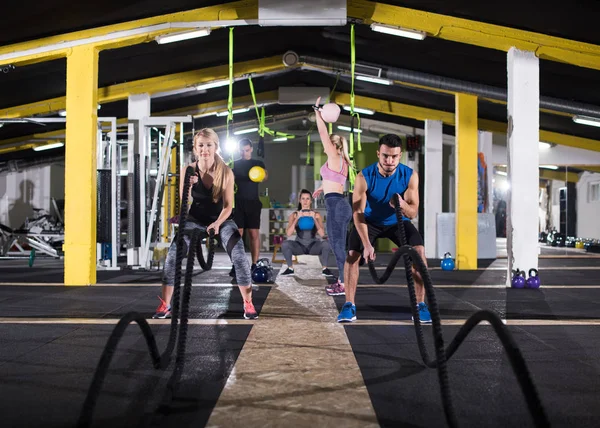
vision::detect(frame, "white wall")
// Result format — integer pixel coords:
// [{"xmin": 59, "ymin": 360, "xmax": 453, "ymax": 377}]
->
[
  {"xmin": 577, "ymin": 172, "xmax": 600, "ymax": 239},
  {"xmin": 0, "ymin": 163, "xmax": 63, "ymax": 229}
]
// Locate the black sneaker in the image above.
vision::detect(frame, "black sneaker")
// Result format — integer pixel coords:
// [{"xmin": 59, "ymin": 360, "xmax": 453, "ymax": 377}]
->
[
  {"xmin": 229, "ymin": 265, "xmax": 236, "ymax": 277},
  {"xmin": 281, "ymin": 267, "xmax": 294, "ymax": 275},
  {"xmin": 322, "ymin": 268, "xmax": 334, "ymax": 276}
]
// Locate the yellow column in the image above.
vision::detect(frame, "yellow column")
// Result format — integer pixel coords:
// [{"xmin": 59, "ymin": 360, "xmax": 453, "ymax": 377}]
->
[
  {"xmin": 455, "ymin": 93, "xmax": 478, "ymax": 270},
  {"xmin": 64, "ymin": 45, "xmax": 99, "ymax": 285}
]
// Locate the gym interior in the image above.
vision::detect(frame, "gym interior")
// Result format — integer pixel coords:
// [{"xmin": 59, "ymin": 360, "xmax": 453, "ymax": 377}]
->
[{"xmin": 1, "ymin": 1, "xmax": 599, "ymax": 427}]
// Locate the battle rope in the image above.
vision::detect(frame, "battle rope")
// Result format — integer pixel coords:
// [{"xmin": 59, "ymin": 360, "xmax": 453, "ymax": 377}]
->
[
  {"xmin": 77, "ymin": 165, "xmax": 214, "ymax": 427},
  {"xmin": 366, "ymin": 194, "xmax": 550, "ymax": 428}
]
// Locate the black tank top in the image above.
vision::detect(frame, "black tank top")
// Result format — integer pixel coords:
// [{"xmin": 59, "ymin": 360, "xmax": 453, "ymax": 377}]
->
[{"xmin": 188, "ymin": 164, "xmax": 223, "ymax": 225}]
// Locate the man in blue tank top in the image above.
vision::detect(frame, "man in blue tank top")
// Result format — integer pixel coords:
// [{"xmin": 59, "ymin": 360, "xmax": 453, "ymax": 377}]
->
[{"xmin": 337, "ymin": 134, "xmax": 432, "ymax": 323}]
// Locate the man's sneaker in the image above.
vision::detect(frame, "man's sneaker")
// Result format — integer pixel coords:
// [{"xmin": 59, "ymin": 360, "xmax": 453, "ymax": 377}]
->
[
  {"xmin": 243, "ymin": 300, "xmax": 258, "ymax": 320},
  {"xmin": 412, "ymin": 302, "xmax": 432, "ymax": 324},
  {"xmin": 322, "ymin": 268, "xmax": 334, "ymax": 276},
  {"xmin": 337, "ymin": 302, "xmax": 356, "ymax": 323},
  {"xmin": 229, "ymin": 265, "xmax": 236, "ymax": 277},
  {"xmin": 152, "ymin": 296, "xmax": 171, "ymax": 319},
  {"xmin": 280, "ymin": 267, "xmax": 294, "ymax": 275},
  {"xmin": 326, "ymin": 282, "xmax": 346, "ymax": 296}
]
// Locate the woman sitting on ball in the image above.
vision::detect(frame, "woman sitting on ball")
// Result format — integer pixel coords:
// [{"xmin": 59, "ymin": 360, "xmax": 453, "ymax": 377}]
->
[{"xmin": 280, "ymin": 189, "xmax": 332, "ymax": 276}]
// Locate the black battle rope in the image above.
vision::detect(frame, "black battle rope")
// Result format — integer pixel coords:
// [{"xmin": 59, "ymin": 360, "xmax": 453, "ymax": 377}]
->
[
  {"xmin": 366, "ymin": 195, "xmax": 550, "ymax": 428},
  {"xmin": 78, "ymin": 166, "xmax": 213, "ymax": 427},
  {"xmin": 197, "ymin": 227, "xmax": 216, "ymax": 270}
]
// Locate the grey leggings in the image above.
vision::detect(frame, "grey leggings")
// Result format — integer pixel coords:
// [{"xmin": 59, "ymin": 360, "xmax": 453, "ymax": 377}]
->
[
  {"xmin": 282, "ymin": 239, "xmax": 330, "ymax": 267},
  {"xmin": 325, "ymin": 193, "xmax": 352, "ymax": 283},
  {"xmin": 162, "ymin": 219, "xmax": 251, "ymax": 286}
]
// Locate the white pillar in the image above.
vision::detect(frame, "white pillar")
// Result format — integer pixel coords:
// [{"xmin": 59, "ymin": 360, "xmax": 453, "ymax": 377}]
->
[
  {"xmin": 127, "ymin": 94, "xmax": 151, "ymax": 267},
  {"xmin": 424, "ymin": 120, "xmax": 443, "ymax": 258},
  {"xmin": 478, "ymin": 131, "xmax": 494, "ymax": 213},
  {"xmin": 507, "ymin": 48, "xmax": 539, "ymax": 285}
]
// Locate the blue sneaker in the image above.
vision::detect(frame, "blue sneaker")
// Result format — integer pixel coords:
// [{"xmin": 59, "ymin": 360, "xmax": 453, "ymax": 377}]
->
[
  {"xmin": 412, "ymin": 302, "xmax": 432, "ymax": 324},
  {"xmin": 337, "ymin": 302, "xmax": 357, "ymax": 323}
]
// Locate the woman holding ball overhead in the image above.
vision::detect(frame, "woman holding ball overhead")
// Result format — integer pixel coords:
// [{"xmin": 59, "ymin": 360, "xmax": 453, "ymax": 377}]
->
[{"xmin": 312, "ymin": 97, "xmax": 353, "ymax": 296}]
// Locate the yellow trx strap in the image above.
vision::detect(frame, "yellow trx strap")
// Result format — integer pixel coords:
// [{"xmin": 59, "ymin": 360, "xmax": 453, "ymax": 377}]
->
[
  {"xmin": 348, "ymin": 24, "xmax": 361, "ymax": 191},
  {"xmin": 306, "ymin": 134, "xmax": 311, "ymax": 165}
]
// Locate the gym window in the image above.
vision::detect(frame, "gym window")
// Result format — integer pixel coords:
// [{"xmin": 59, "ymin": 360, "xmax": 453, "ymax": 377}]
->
[{"xmin": 589, "ymin": 182, "xmax": 600, "ymax": 203}]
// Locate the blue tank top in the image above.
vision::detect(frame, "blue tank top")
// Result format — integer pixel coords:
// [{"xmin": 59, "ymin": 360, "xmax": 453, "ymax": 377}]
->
[{"xmin": 362, "ymin": 162, "xmax": 413, "ymax": 226}]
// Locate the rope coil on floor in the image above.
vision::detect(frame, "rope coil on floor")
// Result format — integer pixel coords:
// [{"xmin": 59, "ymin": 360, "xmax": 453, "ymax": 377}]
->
[
  {"xmin": 77, "ymin": 166, "xmax": 210, "ymax": 428},
  {"xmin": 367, "ymin": 195, "xmax": 550, "ymax": 428}
]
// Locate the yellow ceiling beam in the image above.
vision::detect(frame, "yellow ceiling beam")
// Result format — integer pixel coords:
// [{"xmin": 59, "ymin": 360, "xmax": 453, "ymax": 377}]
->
[
  {"xmin": 0, "ymin": 56, "xmax": 285, "ymax": 118},
  {"xmin": 498, "ymin": 165, "xmax": 580, "ymax": 183},
  {"xmin": 0, "ymin": 91, "xmax": 279, "ymax": 150},
  {"xmin": 335, "ymin": 94, "xmax": 600, "ymax": 152},
  {"xmin": 348, "ymin": 0, "xmax": 600, "ymax": 71},
  {"xmin": 539, "ymin": 169, "xmax": 580, "ymax": 183},
  {"xmin": 3, "ymin": 91, "xmax": 600, "ymax": 153},
  {"xmin": 0, "ymin": 0, "xmax": 257, "ymax": 67}
]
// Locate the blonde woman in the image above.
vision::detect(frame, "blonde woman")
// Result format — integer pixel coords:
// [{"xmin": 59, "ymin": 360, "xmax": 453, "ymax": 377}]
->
[
  {"xmin": 153, "ymin": 128, "xmax": 257, "ymax": 320},
  {"xmin": 312, "ymin": 97, "xmax": 353, "ymax": 296}
]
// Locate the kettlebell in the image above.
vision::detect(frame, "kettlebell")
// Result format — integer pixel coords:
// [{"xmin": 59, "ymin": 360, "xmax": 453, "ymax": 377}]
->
[
  {"xmin": 526, "ymin": 268, "xmax": 541, "ymax": 289},
  {"xmin": 511, "ymin": 269, "xmax": 526, "ymax": 289},
  {"xmin": 441, "ymin": 252, "xmax": 455, "ymax": 271}
]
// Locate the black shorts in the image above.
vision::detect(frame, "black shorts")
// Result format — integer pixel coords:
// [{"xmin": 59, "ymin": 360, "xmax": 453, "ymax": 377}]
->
[
  {"xmin": 233, "ymin": 198, "xmax": 262, "ymax": 229},
  {"xmin": 348, "ymin": 220, "xmax": 424, "ymax": 252}
]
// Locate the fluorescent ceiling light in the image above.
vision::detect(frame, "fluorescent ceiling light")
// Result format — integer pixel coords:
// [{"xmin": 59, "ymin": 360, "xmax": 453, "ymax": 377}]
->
[
  {"xmin": 33, "ymin": 142, "xmax": 64, "ymax": 151},
  {"xmin": 573, "ymin": 115, "xmax": 600, "ymax": 128},
  {"xmin": 58, "ymin": 110, "xmax": 67, "ymax": 117},
  {"xmin": 355, "ymin": 75, "xmax": 393, "ymax": 85},
  {"xmin": 337, "ymin": 125, "xmax": 363, "ymax": 133},
  {"xmin": 155, "ymin": 28, "xmax": 211, "ymax": 45},
  {"xmin": 196, "ymin": 79, "xmax": 230, "ymax": 91},
  {"xmin": 343, "ymin": 106, "xmax": 375, "ymax": 115},
  {"xmin": 215, "ymin": 107, "xmax": 250, "ymax": 117},
  {"xmin": 539, "ymin": 142, "xmax": 552, "ymax": 150},
  {"xmin": 540, "ymin": 165, "xmax": 559, "ymax": 170},
  {"xmin": 495, "ymin": 170, "xmax": 507, "ymax": 176},
  {"xmin": 370, "ymin": 23, "xmax": 426, "ymax": 40},
  {"xmin": 273, "ymin": 137, "xmax": 288, "ymax": 142},
  {"xmin": 234, "ymin": 127, "xmax": 259, "ymax": 135}
]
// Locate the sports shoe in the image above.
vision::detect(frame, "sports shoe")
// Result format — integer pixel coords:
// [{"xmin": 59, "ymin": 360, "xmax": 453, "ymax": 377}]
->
[
  {"xmin": 325, "ymin": 281, "xmax": 345, "ymax": 296},
  {"xmin": 280, "ymin": 267, "xmax": 294, "ymax": 275},
  {"xmin": 322, "ymin": 268, "xmax": 334, "ymax": 276},
  {"xmin": 229, "ymin": 265, "xmax": 236, "ymax": 277},
  {"xmin": 337, "ymin": 302, "xmax": 356, "ymax": 323},
  {"xmin": 243, "ymin": 300, "xmax": 258, "ymax": 320},
  {"xmin": 152, "ymin": 296, "xmax": 171, "ymax": 319},
  {"xmin": 412, "ymin": 302, "xmax": 432, "ymax": 324}
]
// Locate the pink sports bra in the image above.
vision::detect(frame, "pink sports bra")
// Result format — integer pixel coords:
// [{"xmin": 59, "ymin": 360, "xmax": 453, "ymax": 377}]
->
[{"xmin": 320, "ymin": 157, "xmax": 348, "ymax": 186}]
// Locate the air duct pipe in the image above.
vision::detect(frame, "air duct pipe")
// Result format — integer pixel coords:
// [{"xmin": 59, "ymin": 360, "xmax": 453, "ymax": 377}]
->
[{"xmin": 287, "ymin": 52, "xmax": 600, "ymax": 118}]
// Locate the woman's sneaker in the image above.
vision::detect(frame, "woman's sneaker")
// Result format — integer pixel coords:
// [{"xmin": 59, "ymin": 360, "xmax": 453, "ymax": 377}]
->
[
  {"xmin": 280, "ymin": 267, "xmax": 294, "ymax": 275},
  {"xmin": 243, "ymin": 300, "xmax": 258, "ymax": 320},
  {"xmin": 325, "ymin": 282, "xmax": 345, "ymax": 296},
  {"xmin": 152, "ymin": 296, "xmax": 171, "ymax": 319},
  {"xmin": 322, "ymin": 268, "xmax": 334, "ymax": 276}
]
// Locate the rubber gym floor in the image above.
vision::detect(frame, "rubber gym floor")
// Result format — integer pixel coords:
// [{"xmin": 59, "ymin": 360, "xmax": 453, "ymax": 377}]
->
[{"xmin": 1, "ymin": 246, "xmax": 599, "ymax": 428}]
